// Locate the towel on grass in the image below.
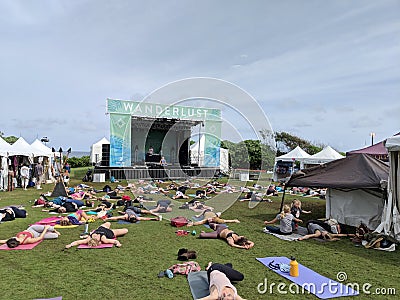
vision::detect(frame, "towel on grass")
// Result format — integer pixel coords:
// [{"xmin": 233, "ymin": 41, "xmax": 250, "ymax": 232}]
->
[
  {"xmin": 187, "ymin": 271, "xmax": 209, "ymax": 300},
  {"xmin": 0, "ymin": 240, "xmax": 42, "ymax": 250},
  {"xmin": 78, "ymin": 243, "xmax": 114, "ymax": 249},
  {"xmin": 257, "ymin": 256, "xmax": 359, "ymax": 299},
  {"xmin": 263, "ymin": 226, "xmax": 308, "ymax": 241}
]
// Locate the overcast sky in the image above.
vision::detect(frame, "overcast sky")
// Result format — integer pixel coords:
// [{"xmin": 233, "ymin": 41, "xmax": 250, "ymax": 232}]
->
[{"xmin": 0, "ymin": 0, "xmax": 399, "ymax": 153}]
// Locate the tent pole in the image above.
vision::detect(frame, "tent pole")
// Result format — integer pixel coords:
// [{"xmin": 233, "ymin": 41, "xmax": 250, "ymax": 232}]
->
[{"xmin": 279, "ymin": 186, "xmax": 286, "ymax": 212}]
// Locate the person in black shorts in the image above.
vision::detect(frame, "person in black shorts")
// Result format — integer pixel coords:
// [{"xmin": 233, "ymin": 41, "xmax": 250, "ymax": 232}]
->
[
  {"xmin": 64, "ymin": 222, "xmax": 128, "ymax": 248},
  {"xmin": 105, "ymin": 206, "xmax": 161, "ymax": 223}
]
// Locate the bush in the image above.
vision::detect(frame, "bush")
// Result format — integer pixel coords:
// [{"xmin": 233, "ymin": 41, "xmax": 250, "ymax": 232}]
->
[{"xmin": 67, "ymin": 156, "xmax": 90, "ymax": 168}]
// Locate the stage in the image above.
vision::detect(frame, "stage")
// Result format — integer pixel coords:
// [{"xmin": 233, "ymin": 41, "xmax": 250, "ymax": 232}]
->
[{"xmin": 93, "ymin": 165, "xmax": 219, "ymax": 180}]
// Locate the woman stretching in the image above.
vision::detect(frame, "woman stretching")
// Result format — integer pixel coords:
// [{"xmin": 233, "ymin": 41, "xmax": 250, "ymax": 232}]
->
[
  {"xmin": 199, "ymin": 223, "xmax": 254, "ymax": 250},
  {"xmin": 65, "ymin": 222, "xmax": 128, "ymax": 248},
  {"xmin": 0, "ymin": 225, "xmax": 60, "ymax": 248},
  {"xmin": 263, "ymin": 205, "xmax": 302, "ymax": 235},
  {"xmin": 188, "ymin": 209, "xmax": 240, "ymax": 227},
  {"xmin": 105, "ymin": 206, "xmax": 161, "ymax": 223},
  {"xmin": 198, "ymin": 262, "xmax": 246, "ymax": 300},
  {"xmin": 57, "ymin": 210, "xmax": 96, "ymax": 226}
]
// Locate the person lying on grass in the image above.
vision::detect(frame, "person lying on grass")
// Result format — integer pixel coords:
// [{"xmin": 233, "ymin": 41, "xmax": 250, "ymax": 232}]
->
[
  {"xmin": 65, "ymin": 222, "xmax": 128, "ymax": 249},
  {"xmin": 263, "ymin": 204, "xmax": 302, "ymax": 235},
  {"xmin": 57, "ymin": 209, "xmax": 97, "ymax": 226},
  {"xmin": 199, "ymin": 223, "xmax": 254, "ymax": 250},
  {"xmin": 197, "ymin": 261, "xmax": 246, "ymax": 300},
  {"xmin": 150, "ymin": 199, "xmax": 173, "ymax": 213},
  {"xmin": 187, "ymin": 209, "xmax": 240, "ymax": 227},
  {"xmin": 105, "ymin": 206, "xmax": 161, "ymax": 223},
  {"xmin": 297, "ymin": 220, "xmax": 354, "ymax": 241},
  {"xmin": 0, "ymin": 225, "xmax": 60, "ymax": 248},
  {"xmin": 0, "ymin": 205, "xmax": 28, "ymax": 222}
]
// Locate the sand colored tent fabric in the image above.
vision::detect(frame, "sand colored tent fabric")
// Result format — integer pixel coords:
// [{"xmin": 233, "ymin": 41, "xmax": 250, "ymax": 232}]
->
[
  {"xmin": 374, "ymin": 135, "xmax": 400, "ymax": 241},
  {"xmin": 286, "ymin": 154, "xmax": 389, "ymax": 229},
  {"xmin": 90, "ymin": 137, "xmax": 110, "ymax": 165},
  {"xmin": 303, "ymin": 145, "xmax": 344, "ymax": 165}
]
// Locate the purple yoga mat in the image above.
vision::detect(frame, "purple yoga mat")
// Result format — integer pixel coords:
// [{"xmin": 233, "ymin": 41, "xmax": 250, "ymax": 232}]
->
[
  {"xmin": 257, "ymin": 257, "xmax": 359, "ymax": 299},
  {"xmin": 0, "ymin": 240, "xmax": 42, "ymax": 250}
]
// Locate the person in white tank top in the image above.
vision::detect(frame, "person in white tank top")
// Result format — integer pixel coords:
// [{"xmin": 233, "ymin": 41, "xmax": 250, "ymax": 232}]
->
[{"xmin": 197, "ymin": 262, "xmax": 246, "ymax": 300}]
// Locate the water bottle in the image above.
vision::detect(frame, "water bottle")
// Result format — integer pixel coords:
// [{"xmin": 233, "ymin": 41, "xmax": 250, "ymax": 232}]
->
[
  {"xmin": 84, "ymin": 222, "xmax": 89, "ymax": 234},
  {"xmin": 289, "ymin": 256, "xmax": 299, "ymax": 277}
]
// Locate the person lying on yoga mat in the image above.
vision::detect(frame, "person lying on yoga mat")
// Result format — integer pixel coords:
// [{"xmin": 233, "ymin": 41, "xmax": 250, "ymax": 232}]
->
[
  {"xmin": 263, "ymin": 205, "xmax": 302, "ymax": 235},
  {"xmin": 0, "ymin": 225, "xmax": 60, "ymax": 248},
  {"xmin": 105, "ymin": 206, "xmax": 161, "ymax": 223},
  {"xmin": 57, "ymin": 210, "xmax": 96, "ymax": 226},
  {"xmin": 198, "ymin": 262, "xmax": 246, "ymax": 300},
  {"xmin": 150, "ymin": 199, "xmax": 173, "ymax": 213},
  {"xmin": 297, "ymin": 220, "xmax": 353, "ymax": 241},
  {"xmin": 0, "ymin": 206, "xmax": 28, "ymax": 222},
  {"xmin": 199, "ymin": 223, "xmax": 254, "ymax": 250},
  {"xmin": 64, "ymin": 222, "xmax": 128, "ymax": 248},
  {"xmin": 188, "ymin": 209, "xmax": 240, "ymax": 227}
]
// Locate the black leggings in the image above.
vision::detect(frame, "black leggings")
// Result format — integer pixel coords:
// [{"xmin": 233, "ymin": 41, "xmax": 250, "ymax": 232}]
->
[{"xmin": 207, "ymin": 263, "xmax": 244, "ymax": 282}]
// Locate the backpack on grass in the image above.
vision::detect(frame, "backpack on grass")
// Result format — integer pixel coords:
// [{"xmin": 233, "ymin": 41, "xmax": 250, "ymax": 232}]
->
[{"xmin": 171, "ymin": 216, "xmax": 189, "ymax": 227}]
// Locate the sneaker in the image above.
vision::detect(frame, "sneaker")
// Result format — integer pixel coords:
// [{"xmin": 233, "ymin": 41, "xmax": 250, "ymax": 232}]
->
[
  {"xmin": 158, "ymin": 215, "xmax": 163, "ymax": 221},
  {"xmin": 165, "ymin": 269, "xmax": 174, "ymax": 279},
  {"xmin": 263, "ymin": 227, "xmax": 270, "ymax": 233}
]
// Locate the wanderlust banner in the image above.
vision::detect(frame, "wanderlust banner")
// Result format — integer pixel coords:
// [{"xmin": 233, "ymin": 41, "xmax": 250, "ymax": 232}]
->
[{"xmin": 107, "ymin": 99, "xmax": 221, "ymax": 168}]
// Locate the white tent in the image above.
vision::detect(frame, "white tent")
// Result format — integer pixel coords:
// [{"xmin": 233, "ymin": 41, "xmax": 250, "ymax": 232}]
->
[
  {"xmin": 190, "ymin": 135, "xmax": 229, "ymax": 173},
  {"xmin": 375, "ymin": 135, "xmax": 400, "ymax": 241},
  {"xmin": 0, "ymin": 137, "xmax": 12, "ymax": 156},
  {"xmin": 275, "ymin": 146, "xmax": 311, "ymax": 164},
  {"xmin": 9, "ymin": 137, "xmax": 34, "ymax": 160},
  {"xmin": 30, "ymin": 139, "xmax": 53, "ymax": 157},
  {"xmin": 303, "ymin": 145, "xmax": 344, "ymax": 165},
  {"xmin": 90, "ymin": 137, "xmax": 110, "ymax": 165},
  {"xmin": 273, "ymin": 146, "xmax": 310, "ymax": 181}
]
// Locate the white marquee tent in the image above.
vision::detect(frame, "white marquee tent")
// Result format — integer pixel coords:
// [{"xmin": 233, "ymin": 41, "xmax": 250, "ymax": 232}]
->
[
  {"xmin": 31, "ymin": 139, "xmax": 53, "ymax": 157},
  {"xmin": 0, "ymin": 138, "xmax": 12, "ymax": 156},
  {"xmin": 90, "ymin": 137, "xmax": 110, "ymax": 165},
  {"xmin": 375, "ymin": 134, "xmax": 400, "ymax": 241},
  {"xmin": 9, "ymin": 137, "xmax": 34, "ymax": 160},
  {"xmin": 275, "ymin": 146, "xmax": 310, "ymax": 167},
  {"xmin": 303, "ymin": 145, "xmax": 344, "ymax": 165},
  {"xmin": 190, "ymin": 135, "xmax": 229, "ymax": 173}
]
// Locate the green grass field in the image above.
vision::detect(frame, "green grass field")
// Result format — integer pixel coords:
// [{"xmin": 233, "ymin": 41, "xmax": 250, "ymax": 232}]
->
[{"xmin": 0, "ymin": 169, "xmax": 398, "ymax": 300}]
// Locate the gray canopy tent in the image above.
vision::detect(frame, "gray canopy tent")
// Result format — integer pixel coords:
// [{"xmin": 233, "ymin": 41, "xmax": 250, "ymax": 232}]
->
[{"xmin": 285, "ymin": 153, "xmax": 389, "ymax": 230}]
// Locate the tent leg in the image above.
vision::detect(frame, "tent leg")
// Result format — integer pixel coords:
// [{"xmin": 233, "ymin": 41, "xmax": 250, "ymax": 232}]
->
[{"xmin": 279, "ymin": 188, "xmax": 286, "ymax": 212}]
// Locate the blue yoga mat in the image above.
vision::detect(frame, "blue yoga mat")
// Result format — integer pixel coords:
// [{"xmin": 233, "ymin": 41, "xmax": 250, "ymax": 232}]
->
[
  {"xmin": 187, "ymin": 271, "xmax": 209, "ymax": 299},
  {"xmin": 257, "ymin": 257, "xmax": 359, "ymax": 299}
]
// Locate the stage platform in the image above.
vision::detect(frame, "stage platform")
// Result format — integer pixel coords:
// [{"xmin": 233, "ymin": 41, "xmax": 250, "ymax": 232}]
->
[{"xmin": 93, "ymin": 165, "xmax": 219, "ymax": 180}]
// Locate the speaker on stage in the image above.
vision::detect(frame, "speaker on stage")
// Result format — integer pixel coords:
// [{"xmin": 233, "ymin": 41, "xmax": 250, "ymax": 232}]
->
[{"xmin": 101, "ymin": 144, "xmax": 110, "ymax": 166}]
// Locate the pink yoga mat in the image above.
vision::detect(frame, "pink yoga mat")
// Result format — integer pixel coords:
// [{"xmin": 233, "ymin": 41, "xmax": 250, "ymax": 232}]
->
[
  {"xmin": 78, "ymin": 243, "xmax": 114, "ymax": 249},
  {"xmin": 0, "ymin": 240, "xmax": 42, "ymax": 250},
  {"xmin": 34, "ymin": 216, "xmax": 61, "ymax": 226}
]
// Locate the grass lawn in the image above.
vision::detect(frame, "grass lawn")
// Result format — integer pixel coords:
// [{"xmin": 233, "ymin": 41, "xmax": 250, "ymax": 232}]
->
[{"xmin": 0, "ymin": 169, "xmax": 399, "ymax": 300}]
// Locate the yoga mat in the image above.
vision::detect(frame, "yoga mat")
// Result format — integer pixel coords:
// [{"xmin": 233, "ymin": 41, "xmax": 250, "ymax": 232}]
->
[
  {"xmin": 54, "ymin": 224, "xmax": 79, "ymax": 229},
  {"xmin": 257, "ymin": 257, "xmax": 359, "ymax": 299},
  {"xmin": 0, "ymin": 240, "xmax": 42, "ymax": 250},
  {"xmin": 187, "ymin": 271, "xmax": 209, "ymax": 300},
  {"xmin": 118, "ymin": 220, "xmax": 139, "ymax": 224},
  {"xmin": 263, "ymin": 226, "xmax": 308, "ymax": 242},
  {"xmin": 35, "ymin": 216, "xmax": 61, "ymax": 226},
  {"xmin": 34, "ymin": 297, "xmax": 62, "ymax": 300},
  {"xmin": 78, "ymin": 243, "xmax": 114, "ymax": 249}
]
